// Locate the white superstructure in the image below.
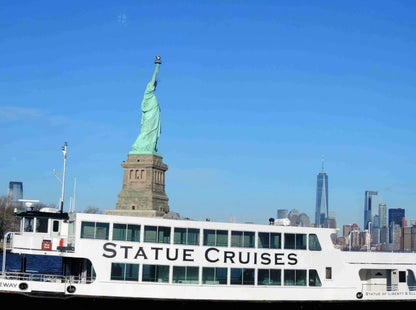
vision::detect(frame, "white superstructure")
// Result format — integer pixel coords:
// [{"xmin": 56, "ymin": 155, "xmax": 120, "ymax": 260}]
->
[{"xmin": 2, "ymin": 209, "xmax": 416, "ymax": 303}]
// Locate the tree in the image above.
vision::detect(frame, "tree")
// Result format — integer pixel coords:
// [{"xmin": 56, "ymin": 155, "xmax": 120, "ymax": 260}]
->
[
  {"xmin": 0, "ymin": 196, "xmax": 20, "ymax": 236},
  {"xmin": 84, "ymin": 206, "xmax": 102, "ymax": 214}
]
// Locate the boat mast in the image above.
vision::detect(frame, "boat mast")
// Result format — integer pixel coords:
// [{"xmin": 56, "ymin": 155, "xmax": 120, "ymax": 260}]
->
[{"xmin": 59, "ymin": 142, "xmax": 68, "ymax": 213}]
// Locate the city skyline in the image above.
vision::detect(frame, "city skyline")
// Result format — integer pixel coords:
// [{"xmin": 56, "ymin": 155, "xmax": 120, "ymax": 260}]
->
[
  {"xmin": 4, "ymin": 173, "xmax": 413, "ymax": 232},
  {"xmin": 1, "ymin": 1, "xmax": 415, "ymax": 228}
]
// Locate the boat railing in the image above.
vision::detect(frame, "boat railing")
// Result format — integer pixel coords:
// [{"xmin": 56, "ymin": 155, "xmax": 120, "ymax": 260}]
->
[
  {"xmin": 0, "ymin": 271, "xmax": 94, "ymax": 284},
  {"xmin": 361, "ymin": 283, "xmax": 416, "ymax": 292}
]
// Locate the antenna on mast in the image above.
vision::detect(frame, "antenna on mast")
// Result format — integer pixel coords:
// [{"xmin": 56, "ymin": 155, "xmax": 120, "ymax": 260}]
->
[
  {"xmin": 70, "ymin": 177, "xmax": 76, "ymax": 212},
  {"xmin": 54, "ymin": 142, "xmax": 67, "ymax": 213},
  {"xmin": 321, "ymin": 155, "xmax": 325, "ymax": 172}
]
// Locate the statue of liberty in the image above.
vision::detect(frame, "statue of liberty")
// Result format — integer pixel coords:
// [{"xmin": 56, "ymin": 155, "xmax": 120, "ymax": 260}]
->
[{"xmin": 130, "ymin": 56, "xmax": 162, "ymax": 156}]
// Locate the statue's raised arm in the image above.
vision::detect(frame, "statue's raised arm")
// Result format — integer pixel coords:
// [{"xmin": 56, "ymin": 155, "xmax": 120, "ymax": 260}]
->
[
  {"xmin": 145, "ymin": 56, "xmax": 161, "ymax": 94},
  {"xmin": 130, "ymin": 56, "xmax": 162, "ymax": 156}
]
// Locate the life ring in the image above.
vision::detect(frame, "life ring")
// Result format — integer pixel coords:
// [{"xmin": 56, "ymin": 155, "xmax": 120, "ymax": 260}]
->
[{"xmin": 67, "ymin": 285, "xmax": 76, "ymax": 293}]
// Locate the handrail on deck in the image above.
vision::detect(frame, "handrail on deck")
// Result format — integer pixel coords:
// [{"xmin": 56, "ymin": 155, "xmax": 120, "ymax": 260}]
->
[
  {"xmin": 0, "ymin": 271, "xmax": 94, "ymax": 284},
  {"xmin": 361, "ymin": 283, "xmax": 416, "ymax": 291}
]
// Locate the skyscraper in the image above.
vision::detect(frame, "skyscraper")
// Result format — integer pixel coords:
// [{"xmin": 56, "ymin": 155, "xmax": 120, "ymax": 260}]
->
[
  {"xmin": 8, "ymin": 181, "xmax": 23, "ymax": 206},
  {"xmin": 378, "ymin": 203, "xmax": 387, "ymax": 228},
  {"xmin": 277, "ymin": 209, "xmax": 288, "ymax": 219},
  {"xmin": 315, "ymin": 158, "xmax": 328, "ymax": 227},
  {"xmin": 364, "ymin": 191, "xmax": 381, "ymax": 229},
  {"xmin": 389, "ymin": 208, "xmax": 405, "ymax": 227}
]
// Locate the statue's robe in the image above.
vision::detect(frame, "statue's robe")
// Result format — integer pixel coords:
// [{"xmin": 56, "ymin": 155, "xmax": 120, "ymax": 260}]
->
[{"xmin": 131, "ymin": 63, "xmax": 161, "ymax": 155}]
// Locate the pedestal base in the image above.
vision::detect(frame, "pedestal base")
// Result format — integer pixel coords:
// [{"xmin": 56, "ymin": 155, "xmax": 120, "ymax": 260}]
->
[{"xmin": 108, "ymin": 153, "xmax": 169, "ymax": 217}]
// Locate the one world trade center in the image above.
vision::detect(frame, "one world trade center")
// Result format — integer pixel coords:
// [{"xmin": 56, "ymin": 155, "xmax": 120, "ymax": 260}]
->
[{"xmin": 315, "ymin": 158, "xmax": 329, "ymax": 227}]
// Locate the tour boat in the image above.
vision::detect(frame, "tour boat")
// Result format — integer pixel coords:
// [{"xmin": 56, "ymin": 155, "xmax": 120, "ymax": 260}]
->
[{"xmin": 2, "ymin": 208, "xmax": 416, "ymax": 305}]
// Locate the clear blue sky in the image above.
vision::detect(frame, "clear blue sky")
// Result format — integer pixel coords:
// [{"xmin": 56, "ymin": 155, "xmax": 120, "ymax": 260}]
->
[{"xmin": 1, "ymin": 0, "xmax": 416, "ymax": 229}]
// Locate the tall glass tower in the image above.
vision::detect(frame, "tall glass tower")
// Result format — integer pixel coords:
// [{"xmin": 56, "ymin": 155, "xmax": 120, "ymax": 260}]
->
[
  {"xmin": 378, "ymin": 203, "xmax": 387, "ymax": 228},
  {"xmin": 389, "ymin": 208, "xmax": 405, "ymax": 227},
  {"xmin": 364, "ymin": 190, "xmax": 380, "ymax": 229},
  {"xmin": 315, "ymin": 158, "xmax": 328, "ymax": 227},
  {"xmin": 8, "ymin": 181, "xmax": 23, "ymax": 207}
]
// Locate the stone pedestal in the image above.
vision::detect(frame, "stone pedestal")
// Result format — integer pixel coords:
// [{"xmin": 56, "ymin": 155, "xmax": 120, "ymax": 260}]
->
[{"xmin": 107, "ymin": 154, "xmax": 169, "ymax": 217}]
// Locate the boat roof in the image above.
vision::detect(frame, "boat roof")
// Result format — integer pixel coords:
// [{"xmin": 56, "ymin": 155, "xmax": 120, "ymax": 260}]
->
[{"xmin": 14, "ymin": 209, "xmax": 69, "ymax": 220}]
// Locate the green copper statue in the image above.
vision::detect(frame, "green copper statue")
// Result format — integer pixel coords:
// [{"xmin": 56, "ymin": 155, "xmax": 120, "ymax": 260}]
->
[{"xmin": 130, "ymin": 56, "xmax": 162, "ymax": 156}]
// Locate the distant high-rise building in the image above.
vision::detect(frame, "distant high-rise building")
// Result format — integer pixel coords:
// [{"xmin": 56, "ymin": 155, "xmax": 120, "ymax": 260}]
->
[
  {"xmin": 298, "ymin": 213, "xmax": 311, "ymax": 227},
  {"xmin": 389, "ymin": 208, "xmax": 405, "ymax": 227},
  {"xmin": 288, "ymin": 209, "xmax": 300, "ymax": 226},
  {"xmin": 325, "ymin": 211, "xmax": 336, "ymax": 229},
  {"xmin": 8, "ymin": 181, "xmax": 23, "ymax": 201},
  {"xmin": 378, "ymin": 203, "xmax": 387, "ymax": 228},
  {"xmin": 315, "ymin": 158, "xmax": 328, "ymax": 227},
  {"xmin": 277, "ymin": 209, "xmax": 288, "ymax": 219},
  {"xmin": 8, "ymin": 181, "xmax": 23, "ymax": 206},
  {"xmin": 373, "ymin": 215, "xmax": 380, "ymax": 228},
  {"xmin": 364, "ymin": 191, "xmax": 381, "ymax": 229}
]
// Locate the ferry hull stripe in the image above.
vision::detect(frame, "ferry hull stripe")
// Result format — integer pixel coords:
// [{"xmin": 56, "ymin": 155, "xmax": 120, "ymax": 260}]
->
[{"xmin": 102, "ymin": 242, "xmax": 298, "ymax": 266}]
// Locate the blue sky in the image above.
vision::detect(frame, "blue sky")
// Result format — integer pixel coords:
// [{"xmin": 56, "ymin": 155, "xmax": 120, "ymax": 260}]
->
[{"xmin": 1, "ymin": 0, "xmax": 416, "ymax": 229}]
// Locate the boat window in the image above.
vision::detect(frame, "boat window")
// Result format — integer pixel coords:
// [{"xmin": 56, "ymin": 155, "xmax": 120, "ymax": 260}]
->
[
  {"xmin": 309, "ymin": 269, "xmax": 322, "ymax": 287},
  {"xmin": 174, "ymin": 228, "xmax": 200, "ymax": 245},
  {"xmin": 36, "ymin": 218, "xmax": 49, "ymax": 233},
  {"xmin": 68, "ymin": 221, "xmax": 75, "ymax": 238},
  {"xmin": 142, "ymin": 264, "xmax": 169, "ymax": 283},
  {"xmin": 52, "ymin": 220, "xmax": 60, "ymax": 233},
  {"xmin": 258, "ymin": 232, "xmax": 281, "ymax": 249},
  {"xmin": 326, "ymin": 267, "xmax": 332, "ymax": 279},
  {"xmin": 172, "ymin": 266, "xmax": 199, "ymax": 284},
  {"xmin": 231, "ymin": 231, "xmax": 255, "ymax": 248},
  {"xmin": 96, "ymin": 222, "xmax": 110, "ymax": 239},
  {"xmin": 144, "ymin": 226, "xmax": 171, "ymax": 244},
  {"xmin": 81, "ymin": 222, "xmax": 94, "ymax": 239},
  {"xmin": 111, "ymin": 263, "xmax": 139, "ymax": 281},
  {"xmin": 231, "ymin": 268, "xmax": 255, "ymax": 285},
  {"xmin": 202, "ymin": 267, "xmax": 227, "ymax": 285},
  {"xmin": 284, "ymin": 233, "xmax": 307, "ymax": 250},
  {"xmin": 399, "ymin": 271, "xmax": 406, "ymax": 283},
  {"xmin": 308, "ymin": 234, "xmax": 321, "ymax": 251},
  {"xmin": 113, "ymin": 224, "xmax": 141, "ymax": 242},
  {"xmin": 24, "ymin": 217, "xmax": 34, "ymax": 232},
  {"xmin": 284, "ymin": 269, "xmax": 307, "ymax": 286},
  {"xmin": 81, "ymin": 221, "xmax": 109, "ymax": 240},
  {"xmin": 63, "ymin": 257, "xmax": 96, "ymax": 283},
  {"xmin": 203, "ymin": 229, "xmax": 228, "ymax": 247},
  {"xmin": 407, "ymin": 270, "xmax": 416, "ymax": 287},
  {"xmin": 257, "ymin": 269, "xmax": 281, "ymax": 286}
]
